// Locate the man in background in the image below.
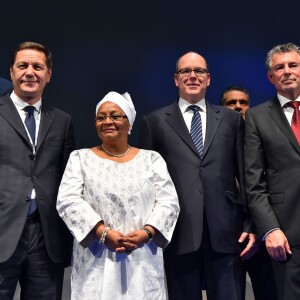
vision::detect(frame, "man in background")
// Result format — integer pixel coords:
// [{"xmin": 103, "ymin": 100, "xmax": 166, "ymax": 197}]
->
[
  {"xmin": 140, "ymin": 51, "xmax": 257, "ymax": 300},
  {"xmin": 0, "ymin": 42, "xmax": 75, "ymax": 299},
  {"xmin": 245, "ymin": 42, "xmax": 300, "ymax": 299},
  {"xmin": 221, "ymin": 85, "xmax": 277, "ymax": 300},
  {"xmin": 220, "ymin": 85, "xmax": 250, "ymax": 119},
  {"xmin": 0, "ymin": 77, "xmax": 13, "ymax": 95}
]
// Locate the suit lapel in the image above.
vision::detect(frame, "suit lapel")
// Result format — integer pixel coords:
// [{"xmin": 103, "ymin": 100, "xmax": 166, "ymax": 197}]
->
[
  {"xmin": 165, "ymin": 101, "xmax": 199, "ymax": 156},
  {"xmin": 0, "ymin": 94, "xmax": 32, "ymax": 149},
  {"xmin": 203, "ymin": 102, "xmax": 222, "ymax": 158},
  {"xmin": 268, "ymin": 97, "xmax": 300, "ymax": 154},
  {"xmin": 36, "ymin": 105, "xmax": 55, "ymax": 152}
]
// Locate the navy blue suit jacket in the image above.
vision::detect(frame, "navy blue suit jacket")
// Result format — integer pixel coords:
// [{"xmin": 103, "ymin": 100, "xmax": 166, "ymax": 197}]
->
[{"xmin": 140, "ymin": 100, "xmax": 250, "ymax": 256}]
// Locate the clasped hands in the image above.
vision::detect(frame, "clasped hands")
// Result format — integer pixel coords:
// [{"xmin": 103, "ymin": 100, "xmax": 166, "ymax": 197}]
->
[{"xmin": 96, "ymin": 223, "xmax": 153, "ymax": 254}]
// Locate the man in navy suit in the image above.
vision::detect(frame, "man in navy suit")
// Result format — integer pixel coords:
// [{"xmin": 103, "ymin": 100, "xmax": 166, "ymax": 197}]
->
[
  {"xmin": 245, "ymin": 42, "xmax": 300, "ymax": 300},
  {"xmin": 0, "ymin": 77, "xmax": 13, "ymax": 95},
  {"xmin": 0, "ymin": 42, "xmax": 75, "ymax": 299},
  {"xmin": 139, "ymin": 52, "xmax": 257, "ymax": 300}
]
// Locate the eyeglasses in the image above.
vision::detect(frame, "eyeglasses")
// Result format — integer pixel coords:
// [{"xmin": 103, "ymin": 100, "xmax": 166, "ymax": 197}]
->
[
  {"xmin": 176, "ymin": 68, "xmax": 208, "ymax": 77},
  {"xmin": 96, "ymin": 115, "xmax": 128, "ymax": 122}
]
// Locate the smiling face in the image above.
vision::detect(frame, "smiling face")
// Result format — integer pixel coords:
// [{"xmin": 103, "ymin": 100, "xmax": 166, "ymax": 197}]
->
[
  {"xmin": 95, "ymin": 101, "xmax": 130, "ymax": 144},
  {"xmin": 267, "ymin": 51, "xmax": 300, "ymax": 100},
  {"xmin": 174, "ymin": 52, "xmax": 211, "ymax": 103},
  {"xmin": 10, "ymin": 49, "xmax": 52, "ymax": 104}
]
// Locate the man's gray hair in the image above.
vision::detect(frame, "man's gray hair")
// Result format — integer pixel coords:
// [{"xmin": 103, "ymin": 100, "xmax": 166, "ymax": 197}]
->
[{"xmin": 266, "ymin": 42, "xmax": 300, "ymax": 70}]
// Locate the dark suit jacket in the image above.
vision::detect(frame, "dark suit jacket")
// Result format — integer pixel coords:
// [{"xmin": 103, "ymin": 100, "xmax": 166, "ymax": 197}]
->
[
  {"xmin": 245, "ymin": 97, "xmax": 300, "ymax": 246},
  {"xmin": 0, "ymin": 94, "xmax": 75, "ymax": 264},
  {"xmin": 139, "ymin": 100, "xmax": 249, "ymax": 256}
]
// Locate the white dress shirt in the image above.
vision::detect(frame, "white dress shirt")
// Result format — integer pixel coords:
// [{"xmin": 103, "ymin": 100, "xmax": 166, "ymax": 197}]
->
[
  {"xmin": 277, "ymin": 93, "xmax": 300, "ymax": 125},
  {"xmin": 10, "ymin": 91, "xmax": 42, "ymax": 200}
]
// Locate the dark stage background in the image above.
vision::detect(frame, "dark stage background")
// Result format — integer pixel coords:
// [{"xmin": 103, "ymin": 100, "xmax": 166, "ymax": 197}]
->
[{"xmin": 1, "ymin": 0, "xmax": 299, "ymax": 148}]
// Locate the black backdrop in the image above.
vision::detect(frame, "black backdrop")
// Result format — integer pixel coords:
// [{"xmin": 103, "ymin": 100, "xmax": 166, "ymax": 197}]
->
[{"xmin": 1, "ymin": 0, "xmax": 299, "ymax": 148}]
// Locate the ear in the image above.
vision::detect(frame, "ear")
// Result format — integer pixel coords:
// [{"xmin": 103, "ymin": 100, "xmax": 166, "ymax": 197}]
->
[
  {"xmin": 47, "ymin": 68, "xmax": 52, "ymax": 83},
  {"xmin": 267, "ymin": 71, "xmax": 274, "ymax": 84},
  {"xmin": 10, "ymin": 67, "xmax": 13, "ymax": 80},
  {"xmin": 174, "ymin": 73, "xmax": 179, "ymax": 87},
  {"xmin": 206, "ymin": 73, "xmax": 211, "ymax": 87}
]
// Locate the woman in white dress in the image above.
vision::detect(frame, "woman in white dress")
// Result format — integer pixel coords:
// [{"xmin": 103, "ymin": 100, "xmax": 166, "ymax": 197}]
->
[{"xmin": 57, "ymin": 91, "xmax": 180, "ymax": 300}]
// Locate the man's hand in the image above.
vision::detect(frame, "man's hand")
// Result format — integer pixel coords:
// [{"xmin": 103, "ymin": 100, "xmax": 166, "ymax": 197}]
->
[
  {"xmin": 265, "ymin": 229, "xmax": 292, "ymax": 262},
  {"xmin": 239, "ymin": 232, "xmax": 260, "ymax": 260}
]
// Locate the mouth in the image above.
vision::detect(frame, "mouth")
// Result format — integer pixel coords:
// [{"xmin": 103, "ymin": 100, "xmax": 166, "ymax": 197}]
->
[
  {"xmin": 187, "ymin": 83, "xmax": 200, "ymax": 88},
  {"xmin": 282, "ymin": 78, "xmax": 295, "ymax": 83},
  {"xmin": 21, "ymin": 80, "xmax": 39, "ymax": 85},
  {"xmin": 103, "ymin": 128, "xmax": 115, "ymax": 132}
]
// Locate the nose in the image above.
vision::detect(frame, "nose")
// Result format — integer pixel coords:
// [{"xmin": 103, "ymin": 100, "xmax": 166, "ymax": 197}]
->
[
  {"xmin": 234, "ymin": 102, "xmax": 242, "ymax": 112},
  {"xmin": 189, "ymin": 70, "xmax": 197, "ymax": 78},
  {"xmin": 283, "ymin": 65, "xmax": 292, "ymax": 74},
  {"xmin": 103, "ymin": 116, "xmax": 113, "ymax": 124},
  {"xmin": 235, "ymin": 101, "xmax": 242, "ymax": 108},
  {"xmin": 25, "ymin": 65, "xmax": 34, "ymax": 76}
]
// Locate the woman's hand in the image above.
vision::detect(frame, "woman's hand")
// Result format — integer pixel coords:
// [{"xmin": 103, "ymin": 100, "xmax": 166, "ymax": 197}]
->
[{"xmin": 118, "ymin": 226, "xmax": 155, "ymax": 253}]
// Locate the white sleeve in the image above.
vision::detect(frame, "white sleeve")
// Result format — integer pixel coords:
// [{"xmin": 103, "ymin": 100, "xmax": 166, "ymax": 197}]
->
[
  {"xmin": 57, "ymin": 151, "xmax": 101, "ymax": 243},
  {"xmin": 145, "ymin": 151, "xmax": 180, "ymax": 248}
]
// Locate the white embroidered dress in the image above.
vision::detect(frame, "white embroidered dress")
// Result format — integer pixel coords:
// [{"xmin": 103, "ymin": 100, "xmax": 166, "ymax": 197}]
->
[{"xmin": 57, "ymin": 149, "xmax": 179, "ymax": 300}]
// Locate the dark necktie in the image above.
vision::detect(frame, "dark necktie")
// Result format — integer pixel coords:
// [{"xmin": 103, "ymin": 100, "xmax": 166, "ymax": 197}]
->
[
  {"xmin": 24, "ymin": 106, "xmax": 37, "ymax": 217},
  {"xmin": 188, "ymin": 105, "xmax": 204, "ymax": 156},
  {"xmin": 24, "ymin": 105, "xmax": 36, "ymax": 145},
  {"xmin": 287, "ymin": 101, "xmax": 300, "ymax": 145}
]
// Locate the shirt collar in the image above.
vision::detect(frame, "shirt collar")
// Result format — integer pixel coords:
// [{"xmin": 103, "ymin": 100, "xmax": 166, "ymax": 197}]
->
[
  {"xmin": 277, "ymin": 93, "xmax": 300, "ymax": 108},
  {"xmin": 178, "ymin": 97, "xmax": 206, "ymax": 114},
  {"xmin": 10, "ymin": 91, "xmax": 42, "ymax": 113}
]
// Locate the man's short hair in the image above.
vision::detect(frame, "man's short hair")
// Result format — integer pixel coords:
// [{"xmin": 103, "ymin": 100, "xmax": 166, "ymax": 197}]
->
[
  {"xmin": 10, "ymin": 41, "xmax": 52, "ymax": 69},
  {"xmin": 266, "ymin": 42, "xmax": 300, "ymax": 71},
  {"xmin": 175, "ymin": 51, "xmax": 209, "ymax": 73},
  {"xmin": 220, "ymin": 86, "xmax": 250, "ymax": 106}
]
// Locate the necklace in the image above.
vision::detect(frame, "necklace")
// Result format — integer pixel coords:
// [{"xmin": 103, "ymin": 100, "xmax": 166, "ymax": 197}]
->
[{"xmin": 101, "ymin": 144, "xmax": 131, "ymax": 157}]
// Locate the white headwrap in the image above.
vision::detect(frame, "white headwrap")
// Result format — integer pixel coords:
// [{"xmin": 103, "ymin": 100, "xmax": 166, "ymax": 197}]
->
[{"xmin": 95, "ymin": 91, "xmax": 136, "ymax": 134}]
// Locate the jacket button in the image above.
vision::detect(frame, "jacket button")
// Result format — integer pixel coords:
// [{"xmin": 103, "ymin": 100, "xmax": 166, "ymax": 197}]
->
[
  {"xmin": 32, "ymin": 176, "xmax": 37, "ymax": 180},
  {"xmin": 29, "ymin": 154, "xmax": 35, "ymax": 160},
  {"xmin": 25, "ymin": 196, "xmax": 30, "ymax": 202}
]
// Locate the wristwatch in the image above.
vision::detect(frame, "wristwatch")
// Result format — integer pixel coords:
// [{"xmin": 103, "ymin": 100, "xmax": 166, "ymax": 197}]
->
[{"xmin": 143, "ymin": 227, "xmax": 153, "ymax": 241}]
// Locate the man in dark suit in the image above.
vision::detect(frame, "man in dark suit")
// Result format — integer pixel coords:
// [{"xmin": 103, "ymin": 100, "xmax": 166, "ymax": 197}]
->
[
  {"xmin": 245, "ymin": 42, "xmax": 300, "ymax": 300},
  {"xmin": 0, "ymin": 77, "xmax": 13, "ymax": 95},
  {"xmin": 221, "ymin": 86, "xmax": 277, "ymax": 300},
  {"xmin": 139, "ymin": 51, "xmax": 257, "ymax": 300},
  {"xmin": 0, "ymin": 42, "xmax": 75, "ymax": 299}
]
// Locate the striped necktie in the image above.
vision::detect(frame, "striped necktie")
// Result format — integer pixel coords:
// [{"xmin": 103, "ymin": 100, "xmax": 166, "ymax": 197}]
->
[{"xmin": 188, "ymin": 105, "xmax": 204, "ymax": 156}]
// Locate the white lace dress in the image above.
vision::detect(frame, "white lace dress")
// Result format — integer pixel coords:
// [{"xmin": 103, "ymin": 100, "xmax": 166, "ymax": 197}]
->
[{"xmin": 57, "ymin": 149, "xmax": 179, "ymax": 300}]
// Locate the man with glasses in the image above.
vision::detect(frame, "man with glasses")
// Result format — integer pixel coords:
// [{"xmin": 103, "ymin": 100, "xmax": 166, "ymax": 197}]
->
[
  {"xmin": 245, "ymin": 42, "xmax": 300, "ymax": 299},
  {"xmin": 139, "ymin": 51, "xmax": 256, "ymax": 300}
]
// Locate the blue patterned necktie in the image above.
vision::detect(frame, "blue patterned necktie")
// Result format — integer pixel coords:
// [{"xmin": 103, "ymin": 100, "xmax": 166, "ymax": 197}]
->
[
  {"xmin": 188, "ymin": 105, "xmax": 204, "ymax": 156},
  {"xmin": 24, "ymin": 106, "xmax": 37, "ymax": 217},
  {"xmin": 24, "ymin": 106, "xmax": 36, "ymax": 145}
]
